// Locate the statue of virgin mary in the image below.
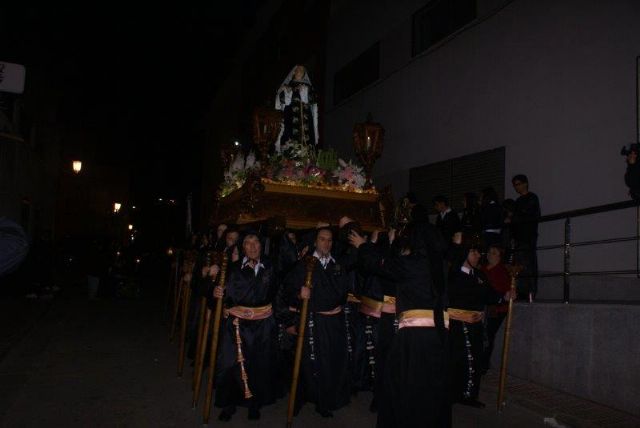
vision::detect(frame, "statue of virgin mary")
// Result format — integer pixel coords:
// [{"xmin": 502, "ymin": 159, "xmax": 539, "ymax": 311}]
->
[{"xmin": 274, "ymin": 65, "xmax": 319, "ymax": 153}]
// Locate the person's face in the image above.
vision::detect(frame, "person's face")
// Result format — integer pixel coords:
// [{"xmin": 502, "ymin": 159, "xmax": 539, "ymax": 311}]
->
[
  {"xmin": 512, "ymin": 180, "xmax": 528, "ymax": 195},
  {"xmin": 466, "ymin": 249, "xmax": 481, "ymax": 268},
  {"xmin": 315, "ymin": 229, "xmax": 333, "ymax": 256},
  {"xmin": 287, "ymin": 232, "xmax": 297, "ymax": 244},
  {"xmin": 487, "ymin": 247, "xmax": 502, "ymax": 266},
  {"xmin": 243, "ymin": 236, "xmax": 261, "ymax": 261},
  {"xmin": 217, "ymin": 224, "xmax": 227, "ymax": 238},
  {"xmin": 293, "ymin": 65, "xmax": 305, "ymax": 80},
  {"xmin": 628, "ymin": 151, "xmax": 638, "ymax": 164},
  {"xmin": 226, "ymin": 231, "xmax": 239, "ymax": 248},
  {"xmin": 434, "ymin": 201, "xmax": 446, "ymax": 213}
]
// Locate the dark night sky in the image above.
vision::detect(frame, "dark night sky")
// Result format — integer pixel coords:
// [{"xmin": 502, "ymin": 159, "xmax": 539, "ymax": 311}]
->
[{"xmin": 0, "ymin": 3, "xmax": 261, "ymax": 202}]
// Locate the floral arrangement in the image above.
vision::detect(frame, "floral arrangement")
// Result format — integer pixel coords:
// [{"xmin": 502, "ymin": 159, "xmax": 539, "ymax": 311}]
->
[
  {"xmin": 218, "ymin": 145, "xmax": 371, "ymax": 198},
  {"xmin": 219, "ymin": 151, "xmax": 261, "ymax": 197},
  {"xmin": 333, "ymin": 159, "xmax": 367, "ymax": 189}
]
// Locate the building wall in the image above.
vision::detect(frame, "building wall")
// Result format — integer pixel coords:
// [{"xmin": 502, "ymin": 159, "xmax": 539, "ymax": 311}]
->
[
  {"xmin": 491, "ymin": 302, "xmax": 640, "ymax": 416},
  {"xmin": 324, "ymin": 0, "xmax": 640, "ymax": 276}
]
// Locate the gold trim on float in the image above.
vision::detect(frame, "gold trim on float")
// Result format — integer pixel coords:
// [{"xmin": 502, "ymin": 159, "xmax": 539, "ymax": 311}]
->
[{"xmin": 261, "ymin": 180, "xmax": 379, "ymax": 201}]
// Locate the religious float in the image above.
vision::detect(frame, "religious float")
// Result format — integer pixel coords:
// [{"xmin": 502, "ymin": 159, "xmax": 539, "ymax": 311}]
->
[{"xmin": 213, "ymin": 65, "xmax": 393, "ymax": 231}]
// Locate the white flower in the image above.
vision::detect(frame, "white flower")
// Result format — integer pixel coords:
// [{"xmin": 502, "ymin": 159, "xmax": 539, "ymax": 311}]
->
[
  {"xmin": 245, "ymin": 151, "xmax": 256, "ymax": 168},
  {"xmin": 230, "ymin": 153, "xmax": 245, "ymax": 172}
]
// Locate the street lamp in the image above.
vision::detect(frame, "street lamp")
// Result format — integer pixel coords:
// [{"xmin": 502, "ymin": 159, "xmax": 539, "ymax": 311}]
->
[
  {"xmin": 72, "ymin": 160, "xmax": 82, "ymax": 174},
  {"xmin": 113, "ymin": 202, "xmax": 122, "ymax": 213}
]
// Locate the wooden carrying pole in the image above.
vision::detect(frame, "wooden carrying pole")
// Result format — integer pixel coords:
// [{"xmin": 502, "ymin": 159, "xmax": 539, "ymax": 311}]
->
[
  {"xmin": 192, "ymin": 305, "xmax": 212, "ymax": 407},
  {"xmin": 177, "ymin": 278, "xmax": 192, "ymax": 377},
  {"xmin": 192, "ymin": 250, "xmax": 215, "ymax": 392},
  {"xmin": 286, "ymin": 256, "xmax": 317, "ymax": 428},
  {"xmin": 497, "ymin": 265, "xmax": 521, "ymax": 412},
  {"xmin": 202, "ymin": 253, "xmax": 229, "ymax": 424},
  {"xmin": 169, "ymin": 258, "xmax": 184, "ymax": 342},
  {"xmin": 192, "ymin": 297, "xmax": 208, "ymax": 389}
]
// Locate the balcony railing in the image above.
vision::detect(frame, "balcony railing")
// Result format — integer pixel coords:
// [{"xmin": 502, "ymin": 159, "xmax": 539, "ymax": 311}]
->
[{"xmin": 533, "ymin": 200, "xmax": 639, "ymax": 303}]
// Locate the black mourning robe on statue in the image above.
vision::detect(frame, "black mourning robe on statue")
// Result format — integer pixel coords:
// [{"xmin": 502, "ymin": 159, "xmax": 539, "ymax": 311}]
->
[
  {"xmin": 214, "ymin": 258, "xmax": 279, "ymax": 410},
  {"xmin": 448, "ymin": 266, "xmax": 501, "ymax": 402},
  {"xmin": 283, "ymin": 256, "xmax": 350, "ymax": 412},
  {"xmin": 358, "ymin": 243, "xmax": 450, "ymax": 428}
]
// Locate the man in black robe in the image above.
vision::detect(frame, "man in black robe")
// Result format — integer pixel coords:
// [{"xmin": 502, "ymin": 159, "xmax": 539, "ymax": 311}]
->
[
  {"xmin": 283, "ymin": 227, "xmax": 350, "ymax": 417},
  {"xmin": 213, "ymin": 232, "xmax": 279, "ymax": 421}
]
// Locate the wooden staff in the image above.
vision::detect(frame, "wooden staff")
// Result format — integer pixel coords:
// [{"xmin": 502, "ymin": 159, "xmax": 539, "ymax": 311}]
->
[
  {"xmin": 169, "ymin": 255, "xmax": 183, "ymax": 342},
  {"xmin": 192, "ymin": 305, "xmax": 212, "ymax": 407},
  {"xmin": 192, "ymin": 251, "xmax": 215, "ymax": 390},
  {"xmin": 286, "ymin": 256, "xmax": 317, "ymax": 428},
  {"xmin": 192, "ymin": 297, "xmax": 208, "ymax": 389},
  {"xmin": 497, "ymin": 264, "xmax": 521, "ymax": 413},
  {"xmin": 202, "ymin": 253, "xmax": 229, "ymax": 424},
  {"xmin": 192, "ymin": 252, "xmax": 221, "ymax": 407},
  {"xmin": 165, "ymin": 254, "xmax": 178, "ymax": 324},
  {"xmin": 177, "ymin": 277, "xmax": 192, "ymax": 377}
]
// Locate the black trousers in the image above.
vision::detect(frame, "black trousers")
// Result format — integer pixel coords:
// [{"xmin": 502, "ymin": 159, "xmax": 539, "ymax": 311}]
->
[
  {"xmin": 481, "ymin": 313, "xmax": 506, "ymax": 370},
  {"xmin": 515, "ymin": 239, "xmax": 538, "ymax": 298}
]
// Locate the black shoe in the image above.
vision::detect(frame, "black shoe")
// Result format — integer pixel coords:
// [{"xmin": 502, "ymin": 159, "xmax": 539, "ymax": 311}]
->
[
  {"xmin": 459, "ymin": 398, "xmax": 486, "ymax": 408},
  {"xmin": 218, "ymin": 406, "xmax": 236, "ymax": 421},
  {"xmin": 369, "ymin": 398, "xmax": 377, "ymax": 413},
  {"xmin": 248, "ymin": 408, "xmax": 261, "ymax": 420},
  {"xmin": 315, "ymin": 407, "xmax": 333, "ymax": 418}
]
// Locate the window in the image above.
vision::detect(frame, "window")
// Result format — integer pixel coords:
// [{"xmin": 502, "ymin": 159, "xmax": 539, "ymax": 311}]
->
[
  {"xmin": 333, "ymin": 42, "xmax": 380, "ymax": 105},
  {"xmin": 412, "ymin": 0, "xmax": 477, "ymax": 56},
  {"xmin": 409, "ymin": 147, "xmax": 505, "ymax": 212}
]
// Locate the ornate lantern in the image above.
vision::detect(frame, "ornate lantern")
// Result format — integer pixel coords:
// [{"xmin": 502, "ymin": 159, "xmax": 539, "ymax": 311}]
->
[
  {"xmin": 252, "ymin": 107, "xmax": 283, "ymax": 163},
  {"xmin": 353, "ymin": 114, "xmax": 384, "ymax": 189}
]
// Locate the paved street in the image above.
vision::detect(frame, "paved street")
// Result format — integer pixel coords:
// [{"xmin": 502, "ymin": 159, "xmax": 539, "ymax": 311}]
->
[{"xmin": 0, "ymin": 292, "xmax": 633, "ymax": 427}]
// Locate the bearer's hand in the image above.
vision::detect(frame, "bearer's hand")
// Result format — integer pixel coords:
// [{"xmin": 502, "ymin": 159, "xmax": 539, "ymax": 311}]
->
[
  {"xmin": 286, "ymin": 325, "xmax": 297, "ymax": 335},
  {"xmin": 183, "ymin": 273, "xmax": 192, "ymax": 283},
  {"xmin": 370, "ymin": 230, "xmax": 380, "ymax": 244},
  {"xmin": 300, "ymin": 286, "xmax": 311, "ymax": 300},
  {"xmin": 348, "ymin": 230, "xmax": 366, "ymax": 248},
  {"xmin": 470, "ymin": 312, "xmax": 484, "ymax": 323},
  {"xmin": 388, "ymin": 228, "xmax": 396, "ymax": 244},
  {"xmin": 504, "ymin": 289, "xmax": 516, "ymax": 301},
  {"xmin": 209, "ymin": 264, "xmax": 220, "ymax": 279},
  {"xmin": 338, "ymin": 216, "xmax": 354, "ymax": 228},
  {"xmin": 201, "ymin": 266, "xmax": 210, "ymax": 278},
  {"xmin": 213, "ymin": 286, "xmax": 224, "ymax": 299},
  {"xmin": 298, "ymin": 245, "xmax": 309, "ymax": 259}
]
